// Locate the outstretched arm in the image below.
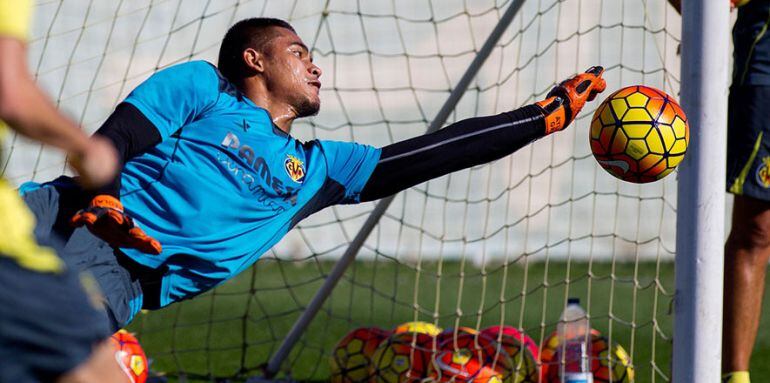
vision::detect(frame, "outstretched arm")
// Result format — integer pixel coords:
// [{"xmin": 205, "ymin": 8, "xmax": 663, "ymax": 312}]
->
[
  {"xmin": 360, "ymin": 67, "xmax": 606, "ymax": 202},
  {"xmin": 0, "ymin": 37, "xmax": 117, "ymax": 188},
  {"xmin": 360, "ymin": 106, "xmax": 543, "ymax": 201}
]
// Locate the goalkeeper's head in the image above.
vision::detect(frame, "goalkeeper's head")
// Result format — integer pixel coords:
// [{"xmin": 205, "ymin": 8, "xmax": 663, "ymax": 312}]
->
[{"xmin": 218, "ymin": 18, "xmax": 322, "ymax": 119}]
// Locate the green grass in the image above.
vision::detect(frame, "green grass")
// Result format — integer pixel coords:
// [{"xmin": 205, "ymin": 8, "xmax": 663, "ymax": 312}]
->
[{"xmin": 125, "ymin": 259, "xmax": 766, "ymax": 382}]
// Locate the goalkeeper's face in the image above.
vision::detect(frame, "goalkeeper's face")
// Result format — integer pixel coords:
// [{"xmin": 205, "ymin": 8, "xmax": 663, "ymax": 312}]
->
[{"xmin": 262, "ymin": 28, "xmax": 322, "ymax": 118}]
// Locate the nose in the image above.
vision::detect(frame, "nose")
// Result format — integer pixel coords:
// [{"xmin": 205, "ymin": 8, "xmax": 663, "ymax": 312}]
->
[{"xmin": 309, "ymin": 63, "xmax": 322, "ymax": 78}]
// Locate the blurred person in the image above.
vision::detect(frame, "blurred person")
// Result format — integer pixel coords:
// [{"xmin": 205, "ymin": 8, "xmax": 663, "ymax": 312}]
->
[
  {"xmin": 724, "ymin": 0, "xmax": 770, "ymax": 382},
  {"xmin": 20, "ymin": 18, "xmax": 605, "ymax": 335},
  {"xmin": 0, "ymin": 0, "xmax": 126, "ymax": 382}
]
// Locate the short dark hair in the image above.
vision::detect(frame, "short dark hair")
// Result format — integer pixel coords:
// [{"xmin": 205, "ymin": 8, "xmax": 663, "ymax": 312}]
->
[{"xmin": 217, "ymin": 18, "xmax": 296, "ymax": 85}]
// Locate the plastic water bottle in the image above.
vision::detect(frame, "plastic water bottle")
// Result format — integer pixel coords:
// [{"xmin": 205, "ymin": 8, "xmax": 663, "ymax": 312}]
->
[{"xmin": 557, "ymin": 298, "xmax": 593, "ymax": 383}]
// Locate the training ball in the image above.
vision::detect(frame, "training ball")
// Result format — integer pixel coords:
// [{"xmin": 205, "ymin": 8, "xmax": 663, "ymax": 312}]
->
[
  {"xmin": 590, "ymin": 85, "xmax": 689, "ymax": 183},
  {"xmin": 370, "ymin": 331, "xmax": 435, "ymax": 383},
  {"xmin": 330, "ymin": 327, "xmax": 391, "ymax": 383},
  {"xmin": 481, "ymin": 325, "xmax": 539, "ymax": 382},
  {"xmin": 540, "ymin": 331, "xmax": 634, "ymax": 383},
  {"xmin": 393, "ymin": 321, "xmax": 443, "ymax": 336},
  {"xmin": 110, "ymin": 330, "xmax": 148, "ymax": 383},
  {"xmin": 429, "ymin": 327, "xmax": 510, "ymax": 383}
]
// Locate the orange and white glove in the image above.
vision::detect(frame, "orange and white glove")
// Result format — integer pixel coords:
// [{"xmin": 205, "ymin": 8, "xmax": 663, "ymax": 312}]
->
[
  {"xmin": 71, "ymin": 195, "xmax": 162, "ymax": 255},
  {"xmin": 536, "ymin": 66, "xmax": 607, "ymax": 135}
]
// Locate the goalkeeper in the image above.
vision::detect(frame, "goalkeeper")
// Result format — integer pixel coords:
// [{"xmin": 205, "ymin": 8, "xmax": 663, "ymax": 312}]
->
[{"xmin": 20, "ymin": 18, "xmax": 606, "ymax": 331}]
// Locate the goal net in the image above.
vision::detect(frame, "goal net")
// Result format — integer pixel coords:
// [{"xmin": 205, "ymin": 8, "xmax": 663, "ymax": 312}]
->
[{"xmin": 11, "ymin": 0, "xmax": 683, "ymax": 381}]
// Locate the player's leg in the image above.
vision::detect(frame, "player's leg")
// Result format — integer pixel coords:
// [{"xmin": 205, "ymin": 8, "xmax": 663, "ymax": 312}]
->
[
  {"xmin": 0, "ymin": 256, "xmax": 125, "ymax": 383},
  {"xmin": 0, "ymin": 181, "xmax": 127, "ymax": 383},
  {"xmin": 723, "ymin": 84, "xmax": 770, "ymax": 382},
  {"xmin": 723, "ymin": 195, "xmax": 770, "ymax": 374}
]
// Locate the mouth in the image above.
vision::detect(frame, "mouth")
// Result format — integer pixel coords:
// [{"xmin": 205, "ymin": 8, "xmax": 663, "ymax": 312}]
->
[{"xmin": 307, "ymin": 80, "xmax": 321, "ymax": 91}]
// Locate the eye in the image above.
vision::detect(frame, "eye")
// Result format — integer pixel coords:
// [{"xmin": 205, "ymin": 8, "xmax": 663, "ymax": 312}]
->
[{"xmin": 292, "ymin": 50, "xmax": 302, "ymax": 57}]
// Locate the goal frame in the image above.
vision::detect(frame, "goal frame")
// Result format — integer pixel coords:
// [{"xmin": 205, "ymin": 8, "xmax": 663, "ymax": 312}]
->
[{"xmin": 673, "ymin": 0, "xmax": 730, "ymax": 382}]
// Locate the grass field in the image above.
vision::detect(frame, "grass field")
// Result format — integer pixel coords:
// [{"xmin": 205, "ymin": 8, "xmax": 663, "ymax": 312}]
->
[{"xmin": 127, "ymin": 259, "xmax": 770, "ymax": 382}]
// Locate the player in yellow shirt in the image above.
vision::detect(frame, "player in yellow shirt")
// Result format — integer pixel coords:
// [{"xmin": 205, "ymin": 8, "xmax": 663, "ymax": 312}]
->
[{"xmin": 0, "ymin": 0, "xmax": 127, "ymax": 382}]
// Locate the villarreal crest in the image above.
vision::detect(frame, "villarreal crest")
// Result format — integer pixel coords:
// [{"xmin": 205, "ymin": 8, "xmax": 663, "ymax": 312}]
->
[
  {"xmin": 756, "ymin": 156, "xmax": 770, "ymax": 188},
  {"xmin": 284, "ymin": 154, "xmax": 306, "ymax": 183}
]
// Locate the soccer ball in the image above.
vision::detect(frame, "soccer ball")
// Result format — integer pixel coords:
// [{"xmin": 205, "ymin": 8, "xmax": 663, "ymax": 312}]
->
[
  {"xmin": 394, "ymin": 321, "xmax": 443, "ymax": 336},
  {"xmin": 429, "ymin": 327, "xmax": 510, "ymax": 383},
  {"xmin": 481, "ymin": 326, "xmax": 539, "ymax": 382},
  {"xmin": 110, "ymin": 330, "xmax": 148, "ymax": 383},
  {"xmin": 370, "ymin": 331, "xmax": 435, "ymax": 383},
  {"xmin": 540, "ymin": 331, "xmax": 634, "ymax": 383},
  {"xmin": 590, "ymin": 85, "xmax": 689, "ymax": 183},
  {"xmin": 330, "ymin": 327, "xmax": 391, "ymax": 383},
  {"xmin": 591, "ymin": 336, "xmax": 635, "ymax": 383},
  {"xmin": 431, "ymin": 348, "xmax": 502, "ymax": 383}
]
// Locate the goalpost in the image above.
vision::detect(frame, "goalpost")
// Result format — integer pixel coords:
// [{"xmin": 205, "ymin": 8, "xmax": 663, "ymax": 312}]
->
[
  {"xmin": 673, "ymin": 0, "xmax": 729, "ymax": 381},
  {"xmin": 8, "ymin": 0, "xmax": 728, "ymax": 382}
]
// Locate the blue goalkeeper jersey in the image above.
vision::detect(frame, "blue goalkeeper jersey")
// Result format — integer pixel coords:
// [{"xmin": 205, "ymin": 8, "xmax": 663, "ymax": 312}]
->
[{"xmin": 117, "ymin": 61, "xmax": 380, "ymax": 307}]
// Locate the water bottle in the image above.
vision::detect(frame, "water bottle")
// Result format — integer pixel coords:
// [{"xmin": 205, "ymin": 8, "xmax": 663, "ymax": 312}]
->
[{"xmin": 557, "ymin": 298, "xmax": 593, "ymax": 383}]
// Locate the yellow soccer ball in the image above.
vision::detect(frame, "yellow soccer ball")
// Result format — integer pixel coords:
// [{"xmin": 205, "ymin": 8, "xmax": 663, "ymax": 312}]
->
[{"xmin": 590, "ymin": 85, "xmax": 689, "ymax": 183}]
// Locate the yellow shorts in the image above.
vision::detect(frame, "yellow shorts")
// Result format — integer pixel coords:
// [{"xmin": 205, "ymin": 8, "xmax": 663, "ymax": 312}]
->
[{"xmin": 0, "ymin": 179, "xmax": 63, "ymax": 273}]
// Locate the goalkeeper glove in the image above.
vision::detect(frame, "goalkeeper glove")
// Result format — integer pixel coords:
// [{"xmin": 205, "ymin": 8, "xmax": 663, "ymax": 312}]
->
[
  {"xmin": 536, "ymin": 66, "xmax": 606, "ymax": 135},
  {"xmin": 71, "ymin": 195, "xmax": 162, "ymax": 255}
]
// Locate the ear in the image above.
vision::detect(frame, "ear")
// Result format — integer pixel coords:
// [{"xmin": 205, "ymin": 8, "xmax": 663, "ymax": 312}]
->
[{"xmin": 242, "ymin": 47, "xmax": 264, "ymax": 74}]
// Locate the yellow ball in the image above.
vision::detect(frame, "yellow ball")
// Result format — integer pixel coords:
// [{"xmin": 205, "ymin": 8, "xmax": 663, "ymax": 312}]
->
[
  {"xmin": 590, "ymin": 85, "xmax": 689, "ymax": 183},
  {"xmin": 330, "ymin": 327, "xmax": 391, "ymax": 383}
]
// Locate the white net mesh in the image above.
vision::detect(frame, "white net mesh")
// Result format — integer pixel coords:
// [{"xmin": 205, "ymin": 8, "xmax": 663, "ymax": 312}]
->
[{"xmin": 11, "ymin": 0, "xmax": 683, "ymax": 381}]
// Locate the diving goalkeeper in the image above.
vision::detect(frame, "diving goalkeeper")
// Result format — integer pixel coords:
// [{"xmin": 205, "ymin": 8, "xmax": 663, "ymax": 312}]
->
[{"xmin": 21, "ymin": 18, "xmax": 606, "ymax": 331}]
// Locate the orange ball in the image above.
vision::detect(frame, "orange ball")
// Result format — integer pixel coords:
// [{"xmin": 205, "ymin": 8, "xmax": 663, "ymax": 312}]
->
[
  {"xmin": 481, "ymin": 325, "xmax": 540, "ymax": 382},
  {"xmin": 590, "ymin": 85, "xmax": 689, "ymax": 183},
  {"xmin": 110, "ymin": 330, "xmax": 148, "ymax": 383},
  {"xmin": 371, "ymin": 331, "xmax": 435, "ymax": 383},
  {"xmin": 429, "ymin": 327, "xmax": 511, "ymax": 383},
  {"xmin": 330, "ymin": 327, "xmax": 391, "ymax": 383}
]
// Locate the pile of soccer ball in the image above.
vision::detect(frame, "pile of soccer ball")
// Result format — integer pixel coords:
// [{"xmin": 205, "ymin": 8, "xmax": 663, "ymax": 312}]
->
[{"xmin": 330, "ymin": 321, "xmax": 634, "ymax": 383}]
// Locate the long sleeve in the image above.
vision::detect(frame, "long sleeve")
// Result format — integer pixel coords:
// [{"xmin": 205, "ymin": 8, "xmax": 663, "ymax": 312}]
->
[{"xmin": 360, "ymin": 104, "xmax": 545, "ymax": 202}]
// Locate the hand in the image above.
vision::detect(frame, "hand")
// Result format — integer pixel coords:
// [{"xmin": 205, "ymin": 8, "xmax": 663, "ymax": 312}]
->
[
  {"xmin": 71, "ymin": 195, "xmax": 162, "ymax": 255},
  {"xmin": 68, "ymin": 135, "xmax": 119, "ymax": 189},
  {"xmin": 535, "ymin": 66, "xmax": 606, "ymax": 135}
]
